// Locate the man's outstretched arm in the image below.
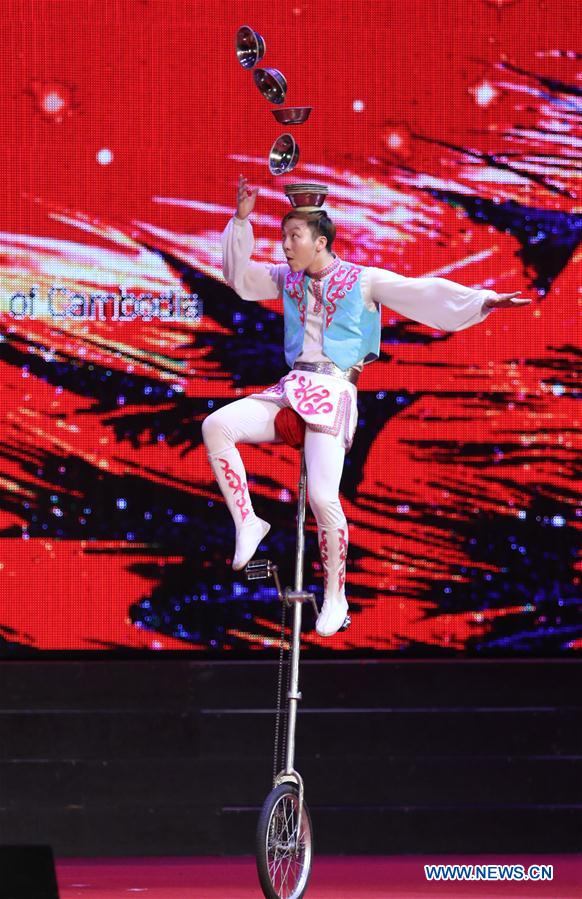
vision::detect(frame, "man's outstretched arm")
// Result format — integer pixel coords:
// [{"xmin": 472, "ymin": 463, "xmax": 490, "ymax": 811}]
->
[
  {"xmin": 367, "ymin": 266, "xmax": 531, "ymax": 332},
  {"xmin": 221, "ymin": 175, "xmax": 287, "ymax": 301}
]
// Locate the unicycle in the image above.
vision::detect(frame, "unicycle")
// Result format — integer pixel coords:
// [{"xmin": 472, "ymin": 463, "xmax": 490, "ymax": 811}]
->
[{"xmin": 246, "ymin": 435, "xmax": 350, "ymax": 899}]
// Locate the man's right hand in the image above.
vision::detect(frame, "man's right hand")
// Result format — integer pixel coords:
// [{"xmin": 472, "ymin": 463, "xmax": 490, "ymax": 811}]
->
[{"xmin": 236, "ymin": 174, "xmax": 259, "ymax": 220}]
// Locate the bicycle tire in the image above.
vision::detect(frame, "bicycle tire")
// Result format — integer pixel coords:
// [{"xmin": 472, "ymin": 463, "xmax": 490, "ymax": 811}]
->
[{"xmin": 256, "ymin": 782, "xmax": 313, "ymax": 899}]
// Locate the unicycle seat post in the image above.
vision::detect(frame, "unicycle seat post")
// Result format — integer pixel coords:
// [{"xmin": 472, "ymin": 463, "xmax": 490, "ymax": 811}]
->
[{"xmin": 284, "ymin": 448, "xmax": 308, "ymax": 777}]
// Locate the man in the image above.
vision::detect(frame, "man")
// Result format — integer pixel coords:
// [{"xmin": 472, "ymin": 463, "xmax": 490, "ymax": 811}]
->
[{"xmin": 202, "ymin": 175, "xmax": 530, "ymax": 637}]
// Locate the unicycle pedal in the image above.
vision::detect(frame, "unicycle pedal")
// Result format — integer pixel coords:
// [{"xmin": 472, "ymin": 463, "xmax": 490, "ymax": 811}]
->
[
  {"xmin": 245, "ymin": 558, "xmax": 274, "ymax": 580},
  {"xmin": 245, "ymin": 559, "xmax": 284, "ymax": 601}
]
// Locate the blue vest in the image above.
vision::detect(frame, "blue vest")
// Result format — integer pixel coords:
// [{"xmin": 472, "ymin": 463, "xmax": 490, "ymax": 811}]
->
[{"xmin": 282, "ymin": 261, "xmax": 380, "ymax": 370}]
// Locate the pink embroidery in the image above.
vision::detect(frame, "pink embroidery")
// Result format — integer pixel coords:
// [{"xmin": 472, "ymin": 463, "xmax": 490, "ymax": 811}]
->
[
  {"xmin": 218, "ymin": 457, "xmax": 250, "ymax": 523},
  {"xmin": 292, "ymin": 375, "xmax": 333, "ymax": 415},
  {"xmin": 252, "ymin": 373, "xmax": 298, "ymax": 407},
  {"xmin": 337, "ymin": 528, "xmax": 348, "ymax": 592},
  {"xmin": 324, "ymin": 265, "xmax": 359, "ymax": 327},
  {"xmin": 249, "ymin": 378, "xmax": 356, "ymax": 450},
  {"xmin": 313, "ymin": 279, "xmax": 323, "ymax": 316},
  {"xmin": 309, "ymin": 257, "xmax": 341, "ymax": 281},
  {"xmin": 309, "ymin": 258, "xmax": 341, "ymax": 316},
  {"xmin": 285, "ymin": 271, "xmax": 307, "ymax": 325},
  {"xmin": 262, "ymin": 378, "xmax": 287, "ymax": 396},
  {"xmin": 319, "ymin": 529, "xmax": 329, "ymax": 592},
  {"xmin": 319, "ymin": 527, "xmax": 348, "ymax": 594},
  {"xmin": 305, "ymin": 390, "xmax": 352, "ymax": 442}
]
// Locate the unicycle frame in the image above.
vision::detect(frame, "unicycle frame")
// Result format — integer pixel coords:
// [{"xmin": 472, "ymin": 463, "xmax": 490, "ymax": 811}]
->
[
  {"xmin": 246, "ymin": 449, "xmax": 316, "ymax": 838},
  {"xmin": 276, "ymin": 450, "xmax": 313, "ymax": 835}
]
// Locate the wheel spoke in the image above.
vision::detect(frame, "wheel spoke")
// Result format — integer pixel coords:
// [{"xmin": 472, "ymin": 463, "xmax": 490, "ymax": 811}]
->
[
  {"xmin": 261, "ymin": 788, "xmax": 311, "ymax": 899},
  {"xmin": 283, "ymin": 798, "xmax": 293, "ymax": 843},
  {"xmin": 271, "ymin": 853, "xmax": 285, "ymax": 890},
  {"xmin": 284, "ymin": 801, "xmax": 295, "ymax": 844},
  {"xmin": 281, "ymin": 851, "xmax": 293, "ymax": 896}
]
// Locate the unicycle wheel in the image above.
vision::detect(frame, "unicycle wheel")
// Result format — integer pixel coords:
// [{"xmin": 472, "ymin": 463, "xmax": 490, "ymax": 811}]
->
[{"xmin": 256, "ymin": 782, "xmax": 313, "ymax": 899}]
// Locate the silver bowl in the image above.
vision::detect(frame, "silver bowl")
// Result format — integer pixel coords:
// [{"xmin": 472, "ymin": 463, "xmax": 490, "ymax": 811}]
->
[
  {"xmin": 271, "ymin": 106, "xmax": 312, "ymax": 125},
  {"xmin": 284, "ymin": 183, "xmax": 328, "ymax": 209},
  {"xmin": 253, "ymin": 67, "xmax": 288, "ymax": 105},
  {"xmin": 269, "ymin": 134, "xmax": 299, "ymax": 176},
  {"xmin": 235, "ymin": 25, "xmax": 266, "ymax": 69}
]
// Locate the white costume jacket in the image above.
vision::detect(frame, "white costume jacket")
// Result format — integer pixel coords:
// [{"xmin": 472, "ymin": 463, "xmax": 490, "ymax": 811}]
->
[{"xmin": 221, "ymin": 216, "xmax": 494, "ymax": 448}]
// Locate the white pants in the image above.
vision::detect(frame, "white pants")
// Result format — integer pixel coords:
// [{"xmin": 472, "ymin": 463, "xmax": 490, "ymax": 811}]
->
[{"xmin": 201, "ymin": 395, "xmax": 347, "ymax": 530}]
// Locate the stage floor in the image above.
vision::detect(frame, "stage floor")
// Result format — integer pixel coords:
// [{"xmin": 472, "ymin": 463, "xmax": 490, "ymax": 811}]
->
[{"xmin": 56, "ymin": 855, "xmax": 582, "ymax": 898}]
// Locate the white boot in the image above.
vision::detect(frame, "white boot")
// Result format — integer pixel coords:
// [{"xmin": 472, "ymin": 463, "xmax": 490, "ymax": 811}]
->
[
  {"xmin": 316, "ymin": 525, "xmax": 350, "ymax": 637},
  {"xmin": 232, "ymin": 517, "xmax": 271, "ymax": 571},
  {"xmin": 208, "ymin": 448, "xmax": 271, "ymax": 570}
]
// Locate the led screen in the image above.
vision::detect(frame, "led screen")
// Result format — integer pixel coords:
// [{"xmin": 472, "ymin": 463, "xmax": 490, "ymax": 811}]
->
[{"xmin": 0, "ymin": 0, "xmax": 580, "ymax": 653}]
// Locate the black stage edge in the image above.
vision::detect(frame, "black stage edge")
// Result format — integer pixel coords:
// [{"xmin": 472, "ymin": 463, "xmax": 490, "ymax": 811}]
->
[
  {"xmin": 0, "ymin": 660, "xmax": 581, "ymax": 856},
  {"xmin": 0, "ymin": 846, "xmax": 59, "ymax": 899}
]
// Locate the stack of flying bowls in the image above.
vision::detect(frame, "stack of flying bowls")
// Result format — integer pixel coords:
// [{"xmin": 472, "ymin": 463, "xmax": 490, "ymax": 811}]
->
[{"xmin": 235, "ymin": 25, "xmax": 328, "ymax": 208}]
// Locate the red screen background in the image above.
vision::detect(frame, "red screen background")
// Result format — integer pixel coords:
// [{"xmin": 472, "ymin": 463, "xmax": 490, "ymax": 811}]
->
[{"xmin": 0, "ymin": 0, "xmax": 580, "ymax": 653}]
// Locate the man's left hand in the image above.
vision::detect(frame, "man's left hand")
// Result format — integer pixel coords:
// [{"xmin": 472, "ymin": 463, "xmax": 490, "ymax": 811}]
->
[{"xmin": 483, "ymin": 291, "xmax": 532, "ymax": 310}]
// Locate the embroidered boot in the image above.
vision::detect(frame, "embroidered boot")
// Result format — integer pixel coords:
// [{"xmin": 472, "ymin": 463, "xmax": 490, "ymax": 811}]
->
[
  {"xmin": 316, "ymin": 524, "xmax": 350, "ymax": 637},
  {"xmin": 208, "ymin": 448, "xmax": 270, "ymax": 571}
]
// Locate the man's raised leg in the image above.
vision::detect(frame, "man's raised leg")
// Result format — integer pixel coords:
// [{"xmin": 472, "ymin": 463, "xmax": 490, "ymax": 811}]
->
[{"xmin": 202, "ymin": 396, "xmax": 280, "ymax": 570}]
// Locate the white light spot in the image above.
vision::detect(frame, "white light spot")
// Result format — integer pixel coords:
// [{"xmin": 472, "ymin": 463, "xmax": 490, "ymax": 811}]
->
[
  {"xmin": 97, "ymin": 148, "xmax": 113, "ymax": 165},
  {"xmin": 472, "ymin": 80, "xmax": 498, "ymax": 107},
  {"xmin": 353, "ymin": 99, "xmax": 365, "ymax": 112},
  {"xmin": 551, "ymin": 383, "xmax": 565, "ymax": 396},
  {"xmin": 551, "ymin": 515, "xmax": 566, "ymax": 528},
  {"xmin": 43, "ymin": 91, "xmax": 65, "ymax": 114}
]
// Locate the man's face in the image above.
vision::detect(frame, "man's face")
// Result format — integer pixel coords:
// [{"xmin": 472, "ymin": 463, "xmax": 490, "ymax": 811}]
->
[{"xmin": 281, "ymin": 218, "xmax": 323, "ymax": 272}]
